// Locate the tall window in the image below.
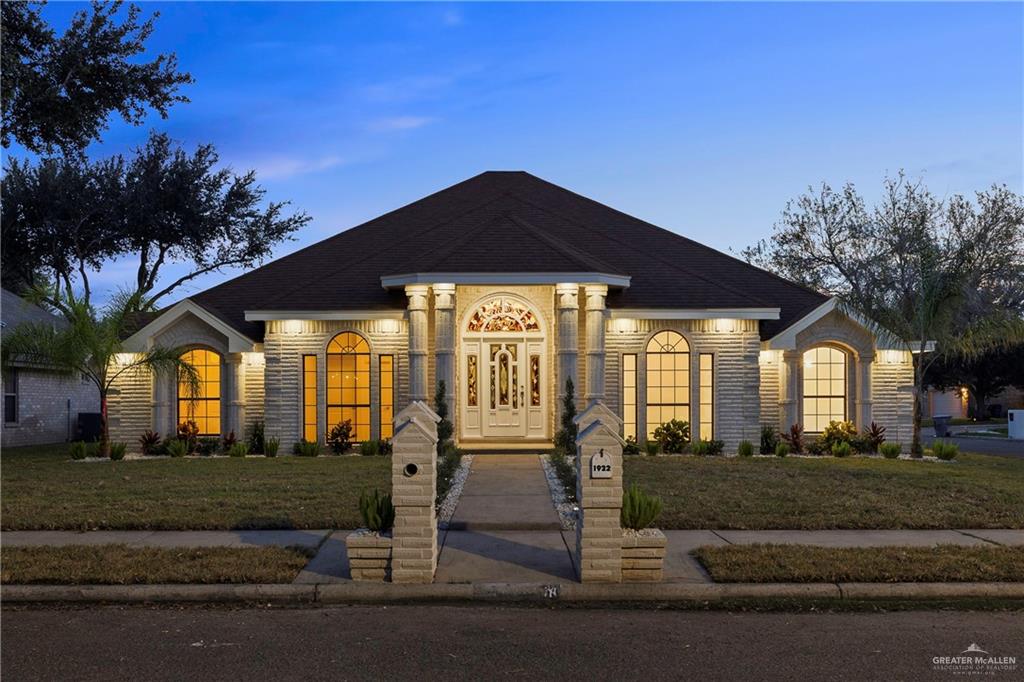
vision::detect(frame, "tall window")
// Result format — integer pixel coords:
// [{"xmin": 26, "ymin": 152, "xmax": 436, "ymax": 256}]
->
[
  {"xmin": 645, "ymin": 330, "xmax": 690, "ymax": 438},
  {"xmin": 380, "ymin": 355, "xmax": 394, "ymax": 439},
  {"xmin": 803, "ymin": 346, "xmax": 847, "ymax": 432},
  {"xmin": 699, "ymin": 354, "xmax": 714, "ymax": 440},
  {"xmin": 622, "ymin": 354, "xmax": 637, "ymax": 440},
  {"xmin": 302, "ymin": 355, "xmax": 317, "ymax": 442},
  {"xmin": 178, "ymin": 349, "xmax": 221, "ymax": 436},
  {"xmin": 327, "ymin": 332, "xmax": 370, "ymax": 441},
  {"xmin": 3, "ymin": 369, "xmax": 17, "ymax": 424}
]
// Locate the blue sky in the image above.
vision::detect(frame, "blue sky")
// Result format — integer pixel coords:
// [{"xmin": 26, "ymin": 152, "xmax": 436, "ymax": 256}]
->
[{"xmin": 17, "ymin": 1, "xmax": 1024, "ymax": 305}]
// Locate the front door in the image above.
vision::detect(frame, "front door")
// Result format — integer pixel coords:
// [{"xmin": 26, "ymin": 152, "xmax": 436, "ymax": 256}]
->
[{"xmin": 484, "ymin": 340, "xmax": 525, "ymax": 437}]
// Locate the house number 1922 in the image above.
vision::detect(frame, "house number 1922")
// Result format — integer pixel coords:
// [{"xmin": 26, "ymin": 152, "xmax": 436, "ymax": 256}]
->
[{"xmin": 589, "ymin": 449, "xmax": 613, "ymax": 479}]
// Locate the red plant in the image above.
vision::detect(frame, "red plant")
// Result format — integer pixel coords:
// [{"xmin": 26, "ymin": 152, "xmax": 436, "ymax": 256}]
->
[{"xmin": 781, "ymin": 423, "xmax": 804, "ymax": 453}]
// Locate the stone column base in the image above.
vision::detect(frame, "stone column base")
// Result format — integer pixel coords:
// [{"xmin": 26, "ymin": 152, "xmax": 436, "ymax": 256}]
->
[
  {"xmin": 621, "ymin": 528, "xmax": 666, "ymax": 582},
  {"xmin": 346, "ymin": 530, "xmax": 392, "ymax": 581}
]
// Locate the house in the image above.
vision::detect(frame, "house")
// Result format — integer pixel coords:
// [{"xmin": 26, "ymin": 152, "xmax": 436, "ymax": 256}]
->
[
  {"xmin": 111, "ymin": 171, "xmax": 914, "ymax": 452},
  {"xmin": 1, "ymin": 289, "xmax": 99, "ymax": 447}
]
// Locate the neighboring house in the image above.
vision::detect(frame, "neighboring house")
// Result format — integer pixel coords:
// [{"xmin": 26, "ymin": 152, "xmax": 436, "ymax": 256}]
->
[
  {"xmin": 928, "ymin": 387, "xmax": 1024, "ymax": 419},
  {"xmin": 112, "ymin": 171, "xmax": 915, "ymax": 452},
  {"xmin": 1, "ymin": 289, "xmax": 99, "ymax": 448}
]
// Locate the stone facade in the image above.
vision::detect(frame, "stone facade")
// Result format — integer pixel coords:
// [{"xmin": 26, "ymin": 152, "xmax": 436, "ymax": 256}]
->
[
  {"xmin": 1, "ymin": 369, "xmax": 98, "ymax": 447},
  {"xmin": 345, "ymin": 531, "xmax": 392, "ymax": 581},
  {"xmin": 621, "ymin": 529, "xmax": 667, "ymax": 582}
]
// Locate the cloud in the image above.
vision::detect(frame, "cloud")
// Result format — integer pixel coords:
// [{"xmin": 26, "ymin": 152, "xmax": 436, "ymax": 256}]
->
[
  {"xmin": 361, "ymin": 75, "xmax": 456, "ymax": 104},
  {"xmin": 366, "ymin": 116, "xmax": 436, "ymax": 133},
  {"xmin": 249, "ymin": 155, "xmax": 345, "ymax": 180}
]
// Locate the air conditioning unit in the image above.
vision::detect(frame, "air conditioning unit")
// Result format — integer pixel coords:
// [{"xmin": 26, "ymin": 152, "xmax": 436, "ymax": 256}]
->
[{"xmin": 1008, "ymin": 410, "xmax": 1024, "ymax": 441}]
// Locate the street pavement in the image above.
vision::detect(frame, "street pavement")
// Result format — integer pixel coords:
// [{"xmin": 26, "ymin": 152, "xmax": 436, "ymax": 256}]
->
[
  {"xmin": 3, "ymin": 605, "xmax": 1021, "ymax": 681},
  {"xmin": 923, "ymin": 433, "xmax": 1023, "ymax": 457}
]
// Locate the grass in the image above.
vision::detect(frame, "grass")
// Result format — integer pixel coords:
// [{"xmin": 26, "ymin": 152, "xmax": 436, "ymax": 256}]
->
[
  {"xmin": 1, "ymin": 444, "xmax": 390, "ymax": 530},
  {"xmin": 0, "ymin": 545, "xmax": 312, "ymax": 584},
  {"xmin": 624, "ymin": 453, "xmax": 1024, "ymax": 529},
  {"xmin": 693, "ymin": 544, "xmax": 1024, "ymax": 583}
]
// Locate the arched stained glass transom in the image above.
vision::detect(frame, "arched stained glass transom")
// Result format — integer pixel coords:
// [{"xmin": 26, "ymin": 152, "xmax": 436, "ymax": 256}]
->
[{"xmin": 466, "ymin": 297, "xmax": 540, "ymax": 333}]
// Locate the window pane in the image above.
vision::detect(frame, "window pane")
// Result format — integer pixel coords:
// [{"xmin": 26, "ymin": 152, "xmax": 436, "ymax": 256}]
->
[{"xmin": 326, "ymin": 332, "xmax": 371, "ymax": 441}]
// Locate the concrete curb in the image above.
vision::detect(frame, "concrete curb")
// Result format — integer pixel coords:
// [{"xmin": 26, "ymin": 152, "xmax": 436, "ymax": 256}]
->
[{"xmin": 5, "ymin": 581, "xmax": 1024, "ymax": 605}]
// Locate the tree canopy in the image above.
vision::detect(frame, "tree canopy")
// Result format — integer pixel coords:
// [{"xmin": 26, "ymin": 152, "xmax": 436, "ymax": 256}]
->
[
  {"xmin": 743, "ymin": 174, "xmax": 1024, "ymax": 452},
  {"xmin": 1, "ymin": 131, "xmax": 312, "ymax": 310},
  {"xmin": 927, "ymin": 344, "xmax": 1024, "ymax": 419},
  {"xmin": 2, "ymin": 0, "xmax": 192, "ymax": 153}
]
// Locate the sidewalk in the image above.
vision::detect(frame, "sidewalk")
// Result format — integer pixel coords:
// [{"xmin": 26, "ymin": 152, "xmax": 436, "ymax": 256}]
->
[{"xmin": 5, "ymin": 528, "xmax": 1022, "ymax": 586}]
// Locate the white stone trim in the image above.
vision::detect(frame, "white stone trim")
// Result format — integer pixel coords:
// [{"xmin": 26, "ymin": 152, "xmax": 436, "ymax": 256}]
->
[
  {"xmin": 763, "ymin": 297, "xmax": 934, "ymax": 351},
  {"xmin": 381, "ymin": 272, "xmax": 631, "ymax": 288},
  {"xmin": 123, "ymin": 299, "xmax": 257, "ymax": 353},
  {"xmin": 608, "ymin": 308, "xmax": 780, "ymax": 320},
  {"xmin": 245, "ymin": 310, "xmax": 406, "ymax": 321}
]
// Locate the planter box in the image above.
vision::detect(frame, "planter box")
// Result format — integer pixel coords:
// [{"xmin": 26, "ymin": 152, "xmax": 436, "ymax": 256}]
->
[
  {"xmin": 346, "ymin": 530, "xmax": 392, "ymax": 582},
  {"xmin": 621, "ymin": 528, "xmax": 667, "ymax": 582}
]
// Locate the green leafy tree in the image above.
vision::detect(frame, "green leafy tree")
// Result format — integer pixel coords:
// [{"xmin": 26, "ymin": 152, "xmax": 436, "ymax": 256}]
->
[
  {"xmin": 743, "ymin": 175, "xmax": 1024, "ymax": 453},
  {"xmin": 2, "ymin": 0, "xmax": 193, "ymax": 154},
  {"xmin": 553, "ymin": 378, "xmax": 578, "ymax": 454},
  {"xmin": 927, "ymin": 343, "xmax": 1024, "ymax": 419},
  {"xmin": 1, "ymin": 131, "xmax": 311, "ymax": 311},
  {"xmin": 434, "ymin": 380, "xmax": 454, "ymax": 451},
  {"xmin": 1, "ymin": 288, "xmax": 200, "ymax": 455}
]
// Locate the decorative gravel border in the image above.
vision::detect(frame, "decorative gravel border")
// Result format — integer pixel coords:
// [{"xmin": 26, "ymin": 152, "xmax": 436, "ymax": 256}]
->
[
  {"xmin": 540, "ymin": 454, "xmax": 578, "ymax": 531},
  {"xmin": 437, "ymin": 454, "xmax": 473, "ymax": 529}
]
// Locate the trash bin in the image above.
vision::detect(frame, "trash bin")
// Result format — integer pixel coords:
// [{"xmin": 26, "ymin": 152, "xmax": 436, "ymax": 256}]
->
[
  {"xmin": 1009, "ymin": 411, "xmax": 1024, "ymax": 441},
  {"xmin": 932, "ymin": 414, "xmax": 952, "ymax": 438}
]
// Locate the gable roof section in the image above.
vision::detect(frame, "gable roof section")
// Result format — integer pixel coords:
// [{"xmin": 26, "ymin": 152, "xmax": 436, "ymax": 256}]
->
[{"xmin": 185, "ymin": 171, "xmax": 827, "ymax": 341}]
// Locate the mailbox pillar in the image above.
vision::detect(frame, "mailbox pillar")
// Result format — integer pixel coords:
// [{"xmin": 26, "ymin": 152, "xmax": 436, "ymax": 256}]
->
[
  {"xmin": 391, "ymin": 401, "xmax": 441, "ymax": 584},
  {"xmin": 575, "ymin": 418, "xmax": 624, "ymax": 583}
]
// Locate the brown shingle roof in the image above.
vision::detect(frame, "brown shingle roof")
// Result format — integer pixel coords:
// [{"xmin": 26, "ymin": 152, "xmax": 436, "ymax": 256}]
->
[{"xmin": 188, "ymin": 171, "xmax": 827, "ymax": 341}]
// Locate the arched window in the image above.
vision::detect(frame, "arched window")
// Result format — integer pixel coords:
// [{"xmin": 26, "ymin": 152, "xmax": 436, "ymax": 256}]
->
[
  {"xmin": 646, "ymin": 331, "xmax": 690, "ymax": 438},
  {"xmin": 803, "ymin": 346, "xmax": 848, "ymax": 432},
  {"xmin": 327, "ymin": 332, "xmax": 370, "ymax": 441},
  {"xmin": 466, "ymin": 297, "xmax": 540, "ymax": 333},
  {"xmin": 178, "ymin": 348, "xmax": 221, "ymax": 436}
]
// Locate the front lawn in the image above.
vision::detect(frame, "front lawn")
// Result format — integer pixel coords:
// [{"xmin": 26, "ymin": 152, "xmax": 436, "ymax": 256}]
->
[
  {"xmin": 0, "ymin": 545, "xmax": 312, "ymax": 584},
  {"xmin": 624, "ymin": 453, "xmax": 1024, "ymax": 529},
  {"xmin": 694, "ymin": 544, "xmax": 1024, "ymax": 583},
  {"xmin": 1, "ymin": 444, "xmax": 391, "ymax": 530}
]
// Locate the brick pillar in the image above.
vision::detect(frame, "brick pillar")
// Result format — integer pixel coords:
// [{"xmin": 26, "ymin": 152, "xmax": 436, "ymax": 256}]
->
[
  {"xmin": 584, "ymin": 284, "xmax": 608, "ymax": 402},
  {"xmin": 555, "ymin": 283, "xmax": 580, "ymax": 420},
  {"xmin": 153, "ymin": 371, "xmax": 172, "ymax": 437},
  {"xmin": 391, "ymin": 400, "xmax": 440, "ymax": 584},
  {"xmin": 574, "ymin": 400, "xmax": 623, "ymax": 436},
  {"xmin": 406, "ymin": 285, "xmax": 430, "ymax": 402},
  {"xmin": 228, "ymin": 353, "xmax": 247, "ymax": 439},
  {"xmin": 433, "ymin": 283, "xmax": 456, "ymax": 434},
  {"xmin": 575, "ymin": 418, "xmax": 623, "ymax": 583},
  {"xmin": 780, "ymin": 350, "xmax": 800, "ymax": 431},
  {"xmin": 856, "ymin": 353, "xmax": 874, "ymax": 429}
]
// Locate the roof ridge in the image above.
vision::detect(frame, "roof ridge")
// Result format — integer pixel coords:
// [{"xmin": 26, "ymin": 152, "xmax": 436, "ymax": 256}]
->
[{"xmin": 504, "ymin": 214, "xmax": 624, "ymax": 274}]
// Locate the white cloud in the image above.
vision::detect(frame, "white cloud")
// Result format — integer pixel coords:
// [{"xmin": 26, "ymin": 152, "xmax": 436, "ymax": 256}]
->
[
  {"xmin": 366, "ymin": 116, "xmax": 436, "ymax": 133},
  {"xmin": 250, "ymin": 155, "xmax": 345, "ymax": 180}
]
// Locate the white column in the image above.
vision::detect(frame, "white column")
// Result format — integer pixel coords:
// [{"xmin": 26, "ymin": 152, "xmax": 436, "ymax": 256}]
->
[
  {"xmin": 555, "ymin": 283, "xmax": 580, "ymax": 414},
  {"xmin": 153, "ymin": 371, "xmax": 172, "ymax": 436},
  {"xmin": 584, "ymin": 284, "xmax": 608, "ymax": 403},
  {"xmin": 780, "ymin": 350, "xmax": 800, "ymax": 430},
  {"xmin": 405, "ymin": 285, "xmax": 430, "ymax": 402},
  {"xmin": 228, "ymin": 353, "xmax": 247, "ymax": 438},
  {"xmin": 856, "ymin": 353, "xmax": 874, "ymax": 429},
  {"xmin": 433, "ymin": 283, "xmax": 456, "ymax": 431}
]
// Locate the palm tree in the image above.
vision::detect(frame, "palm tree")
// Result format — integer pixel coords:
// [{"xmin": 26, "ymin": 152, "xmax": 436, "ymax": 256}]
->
[{"xmin": 2, "ymin": 289, "xmax": 200, "ymax": 456}]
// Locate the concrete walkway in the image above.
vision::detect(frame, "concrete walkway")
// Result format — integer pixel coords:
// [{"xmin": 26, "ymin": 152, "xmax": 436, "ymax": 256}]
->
[{"xmin": 446, "ymin": 454, "xmax": 562, "ymax": 531}]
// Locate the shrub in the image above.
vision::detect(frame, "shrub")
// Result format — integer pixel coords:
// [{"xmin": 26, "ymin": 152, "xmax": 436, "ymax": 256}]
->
[
  {"xmin": 327, "ymin": 421, "xmax": 353, "ymax": 454},
  {"xmin": 264, "ymin": 437, "xmax": 280, "ymax": 458},
  {"xmin": 228, "ymin": 442, "xmax": 250, "ymax": 458},
  {"xmin": 737, "ymin": 440, "xmax": 754, "ymax": 457},
  {"xmin": 553, "ymin": 379, "xmax": 578, "ymax": 455},
  {"xmin": 692, "ymin": 439, "xmax": 725, "ymax": 456},
  {"xmin": 109, "ymin": 442, "xmax": 127, "ymax": 461},
  {"xmin": 359, "ymin": 439, "xmax": 381, "ymax": 456},
  {"xmin": 880, "ymin": 442, "xmax": 902, "ymax": 459},
  {"xmin": 850, "ymin": 434, "xmax": 874, "ymax": 454},
  {"xmin": 196, "ymin": 437, "xmax": 220, "ymax": 457},
  {"xmin": 436, "ymin": 445, "xmax": 464, "ymax": 505},
  {"xmin": 86, "ymin": 441, "xmax": 100, "ymax": 458},
  {"xmin": 832, "ymin": 441, "xmax": 853, "ymax": 458},
  {"xmin": 221, "ymin": 430, "xmax": 237, "ymax": 453},
  {"xmin": 821, "ymin": 420, "xmax": 857, "ymax": 450},
  {"xmin": 176, "ymin": 420, "xmax": 199, "ymax": 452},
  {"xmin": 760, "ymin": 424, "xmax": 779, "ymax": 455},
  {"xmin": 69, "ymin": 441, "xmax": 88, "ymax": 460},
  {"xmin": 293, "ymin": 439, "xmax": 320, "ymax": 457},
  {"xmin": 931, "ymin": 440, "xmax": 959, "ymax": 461},
  {"xmin": 623, "ymin": 436, "xmax": 641, "ymax": 456},
  {"xmin": 644, "ymin": 440, "xmax": 660, "ymax": 456},
  {"xmin": 621, "ymin": 483, "xmax": 663, "ymax": 530},
  {"xmin": 653, "ymin": 419, "xmax": 690, "ymax": 454},
  {"xmin": 775, "ymin": 442, "xmax": 790, "ymax": 458},
  {"xmin": 166, "ymin": 438, "xmax": 189, "ymax": 458},
  {"xmin": 806, "ymin": 438, "xmax": 828, "ymax": 456},
  {"xmin": 150, "ymin": 437, "xmax": 172, "ymax": 456},
  {"xmin": 548, "ymin": 449, "xmax": 577, "ymax": 502},
  {"xmin": 781, "ymin": 423, "xmax": 804, "ymax": 454},
  {"xmin": 247, "ymin": 420, "xmax": 266, "ymax": 455},
  {"xmin": 138, "ymin": 430, "xmax": 161, "ymax": 455},
  {"xmin": 864, "ymin": 421, "xmax": 887, "ymax": 453},
  {"xmin": 434, "ymin": 380, "xmax": 454, "ymax": 454},
  {"xmin": 359, "ymin": 489, "xmax": 395, "ymax": 533}
]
